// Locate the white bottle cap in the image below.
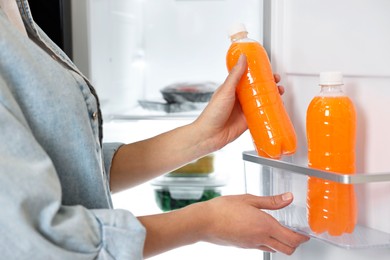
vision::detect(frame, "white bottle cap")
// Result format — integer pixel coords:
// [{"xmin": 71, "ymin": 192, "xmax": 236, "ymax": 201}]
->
[
  {"xmin": 319, "ymin": 71, "xmax": 344, "ymax": 85},
  {"xmin": 228, "ymin": 23, "xmax": 248, "ymax": 37}
]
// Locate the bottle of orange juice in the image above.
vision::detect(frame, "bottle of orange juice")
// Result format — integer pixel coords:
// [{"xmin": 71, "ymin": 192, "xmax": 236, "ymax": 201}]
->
[
  {"xmin": 306, "ymin": 71, "xmax": 357, "ymax": 236},
  {"xmin": 226, "ymin": 23, "xmax": 297, "ymax": 159}
]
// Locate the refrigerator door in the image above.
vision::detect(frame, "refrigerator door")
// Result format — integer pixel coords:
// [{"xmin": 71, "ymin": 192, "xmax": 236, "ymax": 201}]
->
[{"xmin": 262, "ymin": 0, "xmax": 390, "ymax": 259}]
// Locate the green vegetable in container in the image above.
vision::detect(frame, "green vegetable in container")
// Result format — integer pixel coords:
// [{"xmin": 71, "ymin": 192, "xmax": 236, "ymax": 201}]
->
[{"xmin": 155, "ymin": 189, "xmax": 221, "ymax": 212}]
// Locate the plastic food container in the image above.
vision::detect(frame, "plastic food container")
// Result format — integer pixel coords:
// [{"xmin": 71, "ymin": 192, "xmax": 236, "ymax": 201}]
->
[
  {"xmin": 160, "ymin": 81, "xmax": 218, "ymax": 103},
  {"xmin": 138, "ymin": 99, "xmax": 207, "ymax": 113},
  {"xmin": 151, "ymin": 175, "xmax": 226, "ymax": 212},
  {"xmin": 169, "ymin": 154, "xmax": 215, "ymax": 176}
]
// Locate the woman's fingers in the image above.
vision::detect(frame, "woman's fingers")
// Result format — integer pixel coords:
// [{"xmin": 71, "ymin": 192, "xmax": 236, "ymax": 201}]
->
[
  {"xmin": 273, "ymin": 73, "xmax": 285, "ymax": 95},
  {"xmin": 277, "ymin": 85, "xmax": 285, "ymax": 95},
  {"xmin": 266, "ymin": 236, "xmax": 298, "ymax": 255},
  {"xmin": 272, "ymin": 226, "xmax": 309, "ymax": 249},
  {"xmin": 274, "ymin": 73, "xmax": 281, "ymax": 83},
  {"xmin": 247, "ymin": 193, "xmax": 310, "ymax": 254},
  {"xmin": 258, "ymin": 245, "xmax": 276, "ymax": 253},
  {"xmin": 267, "ymin": 223, "xmax": 310, "ymax": 255}
]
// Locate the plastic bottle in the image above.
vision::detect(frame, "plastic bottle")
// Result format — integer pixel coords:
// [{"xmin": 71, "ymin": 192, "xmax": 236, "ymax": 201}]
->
[
  {"xmin": 226, "ymin": 23, "xmax": 297, "ymax": 159},
  {"xmin": 306, "ymin": 72, "xmax": 357, "ymax": 236}
]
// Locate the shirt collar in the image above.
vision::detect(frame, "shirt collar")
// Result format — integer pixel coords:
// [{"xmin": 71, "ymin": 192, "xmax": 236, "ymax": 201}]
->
[{"xmin": 16, "ymin": 0, "xmax": 40, "ymax": 37}]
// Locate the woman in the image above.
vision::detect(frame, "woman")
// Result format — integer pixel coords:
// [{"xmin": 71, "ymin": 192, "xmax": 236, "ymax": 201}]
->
[{"xmin": 0, "ymin": 0, "xmax": 309, "ymax": 259}]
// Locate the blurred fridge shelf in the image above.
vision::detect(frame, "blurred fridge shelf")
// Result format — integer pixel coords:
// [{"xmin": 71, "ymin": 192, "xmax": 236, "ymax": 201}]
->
[
  {"xmin": 243, "ymin": 150, "xmax": 390, "ymax": 250},
  {"xmin": 104, "ymin": 105, "xmax": 203, "ymax": 121}
]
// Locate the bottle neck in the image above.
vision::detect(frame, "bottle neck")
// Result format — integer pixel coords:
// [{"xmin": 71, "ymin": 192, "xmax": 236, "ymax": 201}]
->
[
  {"xmin": 319, "ymin": 84, "xmax": 345, "ymax": 96},
  {"xmin": 230, "ymin": 31, "xmax": 249, "ymax": 42}
]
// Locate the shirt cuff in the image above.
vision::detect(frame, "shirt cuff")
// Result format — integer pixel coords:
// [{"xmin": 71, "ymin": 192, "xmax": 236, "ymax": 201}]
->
[{"xmin": 93, "ymin": 209, "xmax": 146, "ymax": 259}]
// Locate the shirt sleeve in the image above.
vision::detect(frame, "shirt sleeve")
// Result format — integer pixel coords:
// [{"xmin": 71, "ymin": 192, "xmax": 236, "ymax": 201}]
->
[
  {"xmin": 0, "ymin": 79, "xmax": 145, "ymax": 259},
  {"xmin": 102, "ymin": 142, "xmax": 124, "ymax": 183}
]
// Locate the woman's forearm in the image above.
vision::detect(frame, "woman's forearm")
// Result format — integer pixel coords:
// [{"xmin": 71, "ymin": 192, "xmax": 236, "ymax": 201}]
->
[
  {"xmin": 109, "ymin": 122, "xmax": 212, "ymax": 193},
  {"xmin": 138, "ymin": 202, "xmax": 208, "ymax": 258}
]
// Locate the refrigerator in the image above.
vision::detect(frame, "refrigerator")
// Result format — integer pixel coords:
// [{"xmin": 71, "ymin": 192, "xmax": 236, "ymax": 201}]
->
[
  {"xmin": 243, "ymin": 0, "xmax": 390, "ymax": 260},
  {"xmin": 69, "ymin": 0, "xmax": 390, "ymax": 259}
]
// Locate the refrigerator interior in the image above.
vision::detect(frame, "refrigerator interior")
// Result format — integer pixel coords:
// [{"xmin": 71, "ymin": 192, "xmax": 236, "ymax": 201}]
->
[
  {"xmin": 246, "ymin": 0, "xmax": 390, "ymax": 259},
  {"xmin": 71, "ymin": 0, "xmax": 271, "ymax": 259},
  {"xmin": 71, "ymin": 0, "xmax": 263, "ymax": 117}
]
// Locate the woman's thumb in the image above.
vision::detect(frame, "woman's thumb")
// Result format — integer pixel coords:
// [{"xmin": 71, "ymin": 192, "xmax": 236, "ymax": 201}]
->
[
  {"xmin": 224, "ymin": 54, "xmax": 247, "ymax": 87},
  {"xmin": 252, "ymin": 192, "xmax": 294, "ymax": 210}
]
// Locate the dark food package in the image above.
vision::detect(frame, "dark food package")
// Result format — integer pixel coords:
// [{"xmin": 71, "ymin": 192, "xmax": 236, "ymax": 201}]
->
[
  {"xmin": 155, "ymin": 189, "xmax": 221, "ymax": 211},
  {"xmin": 161, "ymin": 82, "xmax": 218, "ymax": 103}
]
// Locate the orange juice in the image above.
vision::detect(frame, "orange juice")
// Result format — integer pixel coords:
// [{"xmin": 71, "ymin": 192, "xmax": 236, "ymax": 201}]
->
[
  {"xmin": 226, "ymin": 24, "xmax": 296, "ymax": 159},
  {"xmin": 306, "ymin": 72, "xmax": 357, "ymax": 236}
]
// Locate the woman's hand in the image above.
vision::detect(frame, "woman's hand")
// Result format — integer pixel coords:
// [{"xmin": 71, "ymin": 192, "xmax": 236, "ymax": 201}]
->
[
  {"xmin": 200, "ymin": 193, "xmax": 310, "ymax": 255},
  {"xmin": 193, "ymin": 55, "xmax": 285, "ymax": 153},
  {"xmin": 139, "ymin": 192, "xmax": 309, "ymax": 258}
]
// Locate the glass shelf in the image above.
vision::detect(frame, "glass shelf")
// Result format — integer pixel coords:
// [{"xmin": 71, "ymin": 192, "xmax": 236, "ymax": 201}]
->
[
  {"xmin": 269, "ymin": 205, "xmax": 390, "ymax": 250},
  {"xmin": 242, "ymin": 150, "xmax": 390, "ymax": 249},
  {"xmin": 243, "ymin": 150, "xmax": 390, "ymax": 184},
  {"xmin": 103, "ymin": 104, "xmax": 202, "ymax": 121}
]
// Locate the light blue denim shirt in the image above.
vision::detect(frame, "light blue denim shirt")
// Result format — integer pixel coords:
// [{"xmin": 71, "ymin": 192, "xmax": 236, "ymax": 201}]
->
[{"xmin": 0, "ymin": 1, "xmax": 145, "ymax": 259}]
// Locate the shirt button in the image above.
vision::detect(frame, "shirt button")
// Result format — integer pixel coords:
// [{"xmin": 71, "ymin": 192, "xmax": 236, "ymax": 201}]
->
[{"xmin": 92, "ymin": 112, "xmax": 98, "ymax": 120}]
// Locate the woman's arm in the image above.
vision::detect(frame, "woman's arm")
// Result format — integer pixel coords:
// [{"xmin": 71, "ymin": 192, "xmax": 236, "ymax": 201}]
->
[{"xmin": 138, "ymin": 193, "xmax": 309, "ymax": 258}]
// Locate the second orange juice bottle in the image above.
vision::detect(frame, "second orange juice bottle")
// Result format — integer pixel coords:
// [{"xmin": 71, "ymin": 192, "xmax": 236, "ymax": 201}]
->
[
  {"xmin": 226, "ymin": 23, "xmax": 297, "ymax": 159},
  {"xmin": 306, "ymin": 72, "xmax": 357, "ymax": 236}
]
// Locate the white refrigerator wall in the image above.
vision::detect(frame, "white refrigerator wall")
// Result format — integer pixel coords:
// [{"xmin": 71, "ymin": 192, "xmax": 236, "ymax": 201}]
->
[
  {"xmin": 71, "ymin": 0, "xmax": 262, "ymax": 116},
  {"xmin": 267, "ymin": 0, "xmax": 390, "ymax": 259}
]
